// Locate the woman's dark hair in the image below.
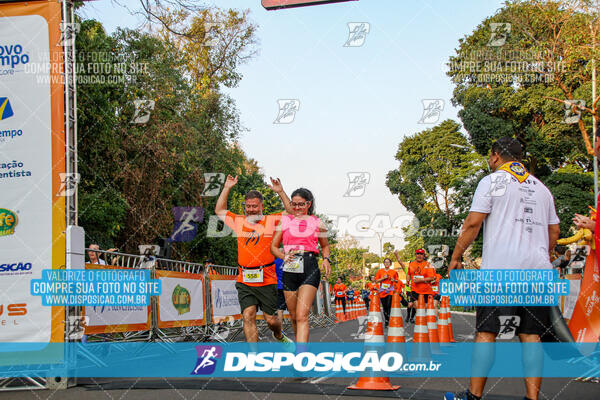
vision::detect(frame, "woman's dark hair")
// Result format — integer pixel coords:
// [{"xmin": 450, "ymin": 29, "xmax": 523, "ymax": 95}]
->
[
  {"xmin": 291, "ymin": 187, "xmax": 315, "ymax": 215},
  {"xmin": 383, "ymin": 258, "xmax": 392, "ymax": 264}
]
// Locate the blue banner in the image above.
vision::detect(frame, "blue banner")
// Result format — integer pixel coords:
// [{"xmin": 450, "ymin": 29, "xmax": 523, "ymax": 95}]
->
[
  {"xmin": 30, "ymin": 269, "xmax": 161, "ymax": 306},
  {"xmin": 441, "ymin": 269, "xmax": 569, "ymax": 306},
  {"xmin": 0, "ymin": 342, "xmax": 598, "ymax": 378}
]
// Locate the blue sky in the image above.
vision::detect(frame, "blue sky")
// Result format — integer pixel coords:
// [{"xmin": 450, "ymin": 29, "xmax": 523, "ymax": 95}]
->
[{"xmin": 79, "ymin": 0, "xmax": 504, "ymax": 254}]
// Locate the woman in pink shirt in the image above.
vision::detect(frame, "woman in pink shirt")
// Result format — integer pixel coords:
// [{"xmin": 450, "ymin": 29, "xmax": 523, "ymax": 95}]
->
[{"xmin": 271, "ymin": 188, "xmax": 331, "ymax": 343}]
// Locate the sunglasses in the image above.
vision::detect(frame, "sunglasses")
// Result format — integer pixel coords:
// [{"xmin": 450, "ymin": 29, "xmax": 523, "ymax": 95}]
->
[{"xmin": 291, "ymin": 202, "xmax": 308, "ymax": 207}]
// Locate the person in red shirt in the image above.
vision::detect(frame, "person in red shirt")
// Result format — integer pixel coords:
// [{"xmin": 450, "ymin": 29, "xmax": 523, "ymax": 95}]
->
[
  {"xmin": 374, "ymin": 258, "xmax": 399, "ymax": 326},
  {"xmin": 405, "ymin": 248, "xmax": 436, "ymax": 323},
  {"xmin": 333, "ymin": 278, "xmax": 347, "ymax": 315}
]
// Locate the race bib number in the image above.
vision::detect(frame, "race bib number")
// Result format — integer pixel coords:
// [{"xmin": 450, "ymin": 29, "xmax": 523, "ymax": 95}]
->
[
  {"xmin": 242, "ymin": 268, "xmax": 263, "ymax": 283},
  {"xmin": 381, "ymin": 283, "xmax": 390, "ymax": 290},
  {"xmin": 337, "ymin": 291, "xmax": 343, "ymax": 296},
  {"xmin": 283, "ymin": 256, "xmax": 304, "ymax": 273}
]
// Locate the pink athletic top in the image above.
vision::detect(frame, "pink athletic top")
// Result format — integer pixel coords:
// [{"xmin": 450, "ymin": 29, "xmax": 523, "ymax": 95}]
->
[{"xmin": 281, "ymin": 215, "xmax": 321, "ymax": 254}]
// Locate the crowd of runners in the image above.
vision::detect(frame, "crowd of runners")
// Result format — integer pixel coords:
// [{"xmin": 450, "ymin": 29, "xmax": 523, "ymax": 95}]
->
[
  {"xmin": 212, "ymin": 135, "xmax": 596, "ymax": 400},
  {"xmin": 332, "ymin": 250, "xmax": 444, "ymax": 326}
]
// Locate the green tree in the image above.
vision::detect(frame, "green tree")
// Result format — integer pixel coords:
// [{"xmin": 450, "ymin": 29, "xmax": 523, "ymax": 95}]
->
[
  {"xmin": 75, "ymin": 6, "xmax": 262, "ymax": 264},
  {"xmin": 386, "ymin": 120, "xmax": 486, "ymax": 256}
]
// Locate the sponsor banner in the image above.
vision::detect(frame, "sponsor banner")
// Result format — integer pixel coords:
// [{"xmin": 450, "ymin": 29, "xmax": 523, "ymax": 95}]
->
[
  {"xmin": 569, "ymin": 250, "xmax": 600, "ymax": 343},
  {"xmin": 156, "ymin": 270, "xmax": 205, "ymax": 328},
  {"xmin": 0, "ymin": 342, "xmax": 597, "ymax": 378},
  {"xmin": 82, "ymin": 264, "xmax": 151, "ymax": 334},
  {"xmin": 209, "ymin": 275, "xmax": 241, "ymax": 323},
  {"xmin": 0, "ymin": 0, "xmax": 65, "ymax": 346},
  {"xmin": 562, "ymin": 274, "xmax": 581, "ymax": 322}
]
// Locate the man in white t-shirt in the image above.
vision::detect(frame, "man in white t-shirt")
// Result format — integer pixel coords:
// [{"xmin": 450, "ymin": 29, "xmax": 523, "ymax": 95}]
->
[{"xmin": 447, "ymin": 137, "xmax": 560, "ymax": 400}]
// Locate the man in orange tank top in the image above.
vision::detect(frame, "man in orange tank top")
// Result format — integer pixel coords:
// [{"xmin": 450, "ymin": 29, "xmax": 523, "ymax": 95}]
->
[{"xmin": 215, "ymin": 175, "xmax": 294, "ymax": 346}]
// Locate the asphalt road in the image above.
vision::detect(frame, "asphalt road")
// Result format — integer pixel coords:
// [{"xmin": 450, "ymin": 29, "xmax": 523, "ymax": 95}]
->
[{"xmin": 1, "ymin": 311, "xmax": 598, "ymax": 400}]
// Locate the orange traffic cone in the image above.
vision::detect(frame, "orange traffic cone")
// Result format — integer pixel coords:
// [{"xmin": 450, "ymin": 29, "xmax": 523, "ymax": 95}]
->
[
  {"xmin": 357, "ymin": 298, "xmax": 364, "ymax": 316},
  {"xmin": 438, "ymin": 296, "xmax": 451, "ymax": 345},
  {"xmin": 335, "ymin": 301, "xmax": 345, "ymax": 323},
  {"xmin": 387, "ymin": 292, "xmax": 406, "ymax": 343},
  {"xmin": 411, "ymin": 294, "xmax": 430, "ymax": 362},
  {"xmin": 386, "ymin": 291, "xmax": 406, "ymax": 358},
  {"xmin": 348, "ymin": 295, "xmax": 399, "ymax": 391},
  {"xmin": 426, "ymin": 295, "xmax": 442, "ymax": 354},
  {"xmin": 445, "ymin": 296, "xmax": 455, "ymax": 342}
]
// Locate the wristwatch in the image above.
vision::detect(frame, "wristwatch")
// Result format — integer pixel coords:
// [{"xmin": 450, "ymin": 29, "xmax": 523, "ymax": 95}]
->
[{"xmin": 323, "ymin": 257, "xmax": 330, "ymax": 262}]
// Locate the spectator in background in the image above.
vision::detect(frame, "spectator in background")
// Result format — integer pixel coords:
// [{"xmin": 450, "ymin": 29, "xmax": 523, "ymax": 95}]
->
[
  {"xmin": 205, "ymin": 259, "xmax": 219, "ymax": 277},
  {"xmin": 551, "ymin": 246, "xmax": 571, "ymax": 276},
  {"xmin": 87, "ymin": 244, "xmax": 118, "ymax": 265}
]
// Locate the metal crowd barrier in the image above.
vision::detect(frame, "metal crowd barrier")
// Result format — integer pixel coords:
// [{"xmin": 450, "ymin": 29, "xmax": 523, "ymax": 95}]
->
[{"xmin": 76, "ymin": 250, "xmax": 335, "ymax": 344}]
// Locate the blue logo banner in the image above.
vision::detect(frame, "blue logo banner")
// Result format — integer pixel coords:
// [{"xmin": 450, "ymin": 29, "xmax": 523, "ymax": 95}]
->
[{"xmin": 0, "ymin": 342, "xmax": 597, "ymax": 378}]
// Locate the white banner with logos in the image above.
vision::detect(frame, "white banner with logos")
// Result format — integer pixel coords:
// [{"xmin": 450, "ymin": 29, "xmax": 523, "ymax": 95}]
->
[
  {"xmin": 158, "ymin": 276, "xmax": 204, "ymax": 323},
  {"xmin": 85, "ymin": 305, "xmax": 149, "ymax": 328},
  {"xmin": 0, "ymin": 13, "xmax": 53, "ymax": 343},
  {"xmin": 210, "ymin": 278, "xmax": 241, "ymax": 321}
]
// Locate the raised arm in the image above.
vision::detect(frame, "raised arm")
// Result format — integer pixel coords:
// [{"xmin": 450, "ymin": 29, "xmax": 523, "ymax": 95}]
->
[
  {"xmin": 215, "ymin": 175, "xmax": 237, "ymax": 219},
  {"xmin": 393, "ymin": 250, "xmax": 406, "ymax": 269},
  {"xmin": 268, "ymin": 177, "xmax": 293, "ymax": 214}
]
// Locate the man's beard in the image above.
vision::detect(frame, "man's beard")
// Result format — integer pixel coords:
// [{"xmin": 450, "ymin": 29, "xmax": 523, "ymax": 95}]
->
[{"xmin": 246, "ymin": 213, "xmax": 263, "ymax": 223}]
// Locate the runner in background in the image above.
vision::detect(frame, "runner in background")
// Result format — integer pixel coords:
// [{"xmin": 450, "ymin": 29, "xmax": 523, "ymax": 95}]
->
[
  {"xmin": 346, "ymin": 286, "xmax": 355, "ymax": 308},
  {"xmin": 215, "ymin": 175, "xmax": 294, "ymax": 346},
  {"xmin": 333, "ymin": 278, "xmax": 347, "ymax": 315},
  {"xmin": 361, "ymin": 283, "xmax": 370, "ymax": 310},
  {"xmin": 393, "ymin": 250, "xmax": 411, "ymax": 321},
  {"xmin": 270, "ymin": 187, "xmax": 331, "ymax": 343},
  {"xmin": 354, "ymin": 287, "xmax": 361, "ymax": 306},
  {"xmin": 365, "ymin": 275, "xmax": 378, "ymax": 310},
  {"xmin": 374, "ymin": 258, "xmax": 399, "ymax": 326},
  {"xmin": 432, "ymin": 272, "xmax": 443, "ymax": 308},
  {"xmin": 394, "ymin": 274, "xmax": 408, "ymax": 307},
  {"xmin": 274, "ymin": 257, "xmax": 286, "ymax": 324},
  {"xmin": 406, "ymin": 249, "xmax": 436, "ymax": 323}
]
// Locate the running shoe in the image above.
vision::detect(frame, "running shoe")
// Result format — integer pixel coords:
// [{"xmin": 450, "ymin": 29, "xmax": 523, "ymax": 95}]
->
[
  {"xmin": 273, "ymin": 331, "xmax": 295, "ymax": 352},
  {"xmin": 444, "ymin": 391, "xmax": 481, "ymax": 400}
]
